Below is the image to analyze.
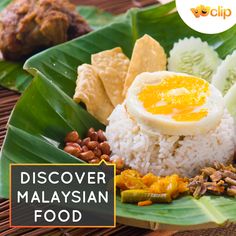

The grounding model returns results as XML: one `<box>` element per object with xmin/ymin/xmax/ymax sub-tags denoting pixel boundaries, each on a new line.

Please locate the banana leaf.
<box><xmin>0</xmin><ymin>0</ymin><xmax>11</xmax><ymax>10</ymax></box>
<box><xmin>0</xmin><ymin>4</ymin><xmax>116</xmax><ymax>93</ymax></box>
<box><xmin>2</xmin><ymin>1</ymin><xmax>236</xmax><ymax>229</ymax></box>
<box><xmin>77</xmin><ymin>5</ymin><xmax>118</xmax><ymax>30</ymax></box>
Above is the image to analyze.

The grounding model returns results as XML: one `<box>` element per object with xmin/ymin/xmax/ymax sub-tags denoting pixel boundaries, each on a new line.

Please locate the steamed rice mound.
<box><xmin>106</xmin><ymin>104</ymin><xmax>235</xmax><ymax>177</ymax></box>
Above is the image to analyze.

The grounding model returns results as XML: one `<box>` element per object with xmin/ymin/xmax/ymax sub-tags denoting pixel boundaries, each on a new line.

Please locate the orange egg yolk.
<box><xmin>138</xmin><ymin>76</ymin><xmax>209</xmax><ymax>122</ymax></box>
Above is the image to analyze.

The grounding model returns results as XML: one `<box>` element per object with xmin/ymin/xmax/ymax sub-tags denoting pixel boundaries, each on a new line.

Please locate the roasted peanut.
<box><xmin>76</xmin><ymin>139</ymin><xmax>83</xmax><ymax>146</ymax></box>
<box><xmin>87</xmin><ymin>128</ymin><xmax>98</xmax><ymax>141</ymax></box>
<box><xmin>83</xmin><ymin>137</ymin><xmax>90</xmax><ymax>146</ymax></box>
<box><xmin>74</xmin><ymin>147</ymin><xmax>82</xmax><ymax>157</ymax></box>
<box><xmin>97</xmin><ymin>129</ymin><xmax>107</xmax><ymax>142</ymax></box>
<box><xmin>87</xmin><ymin>128</ymin><xmax>95</xmax><ymax>137</ymax></box>
<box><xmin>90</xmin><ymin>132</ymin><xmax>98</xmax><ymax>141</ymax></box>
<box><xmin>79</xmin><ymin>151</ymin><xmax>95</xmax><ymax>161</ymax></box>
<box><xmin>100</xmin><ymin>154</ymin><xmax>110</xmax><ymax>162</ymax></box>
<box><xmin>113</xmin><ymin>158</ymin><xmax>125</xmax><ymax>169</ymax></box>
<box><xmin>82</xmin><ymin>145</ymin><xmax>89</xmax><ymax>152</ymax></box>
<box><xmin>65</xmin><ymin>131</ymin><xmax>79</xmax><ymax>142</ymax></box>
<box><xmin>63</xmin><ymin>128</ymin><xmax>112</xmax><ymax>164</ymax></box>
<box><xmin>100</xmin><ymin>142</ymin><xmax>111</xmax><ymax>155</ymax></box>
<box><xmin>87</xmin><ymin>141</ymin><xmax>99</xmax><ymax>150</ymax></box>
<box><xmin>89</xmin><ymin>158</ymin><xmax>100</xmax><ymax>164</ymax></box>
<box><xmin>94</xmin><ymin>147</ymin><xmax>102</xmax><ymax>157</ymax></box>
<box><xmin>64</xmin><ymin>146</ymin><xmax>77</xmax><ymax>155</ymax></box>
<box><xmin>66</xmin><ymin>142</ymin><xmax>80</xmax><ymax>148</ymax></box>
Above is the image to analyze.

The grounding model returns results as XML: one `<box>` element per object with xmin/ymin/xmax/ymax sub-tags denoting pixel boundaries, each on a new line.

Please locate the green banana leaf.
<box><xmin>0</xmin><ymin>4</ymin><xmax>116</xmax><ymax>93</ymax></box>
<box><xmin>2</xmin><ymin>1</ymin><xmax>236</xmax><ymax>229</ymax></box>
<box><xmin>0</xmin><ymin>0</ymin><xmax>11</xmax><ymax>10</ymax></box>
<box><xmin>77</xmin><ymin>5</ymin><xmax>118</xmax><ymax>30</ymax></box>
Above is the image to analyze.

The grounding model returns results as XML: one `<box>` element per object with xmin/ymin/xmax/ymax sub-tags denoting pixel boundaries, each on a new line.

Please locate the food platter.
<box><xmin>1</xmin><ymin>1</ymin><xmax>236</xmax><ymax>230</ymax></box>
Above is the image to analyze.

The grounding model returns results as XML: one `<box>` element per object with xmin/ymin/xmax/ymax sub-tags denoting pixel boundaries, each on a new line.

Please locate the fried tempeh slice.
<box><xmin>92</xmin><ymin>47</ymin><xmax>130</xmax><ymax>107</ymax></box>
<box><xmin>123</xmin><ymin>34</ymin><xmax>167</xmax><ymax>95</ymax></box>
<box><xmin>73</xmin><ymin>64</ymin><xmax>114</xmax><ymax>125</ymax></box>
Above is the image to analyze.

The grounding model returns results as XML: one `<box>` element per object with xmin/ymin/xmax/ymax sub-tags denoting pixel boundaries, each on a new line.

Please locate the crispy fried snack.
<box><xmin>123</xmin><ymin>34</ymin><xmax>167</xmax><ymax>95</ymax></box>
<box><xmin>73</xmin><ymin>64</ymin><xmax>114</xmax><ymax>125</ymax></box>
<box><xmin>92</xmin><ymin>47</ymin><xmax>130</xmax><ymax>106</ymax></box>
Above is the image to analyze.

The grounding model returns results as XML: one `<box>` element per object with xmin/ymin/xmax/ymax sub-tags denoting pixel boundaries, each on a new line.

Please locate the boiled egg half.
<box><xmin>126</xmin><ymin>71</ymin><xmax>224</xmax><ymax>136</ymax></box>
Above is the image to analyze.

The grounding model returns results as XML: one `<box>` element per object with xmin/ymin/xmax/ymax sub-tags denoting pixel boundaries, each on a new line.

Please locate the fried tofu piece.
<box><xmin>92</xmin><ymin>47</ymin><xmax>130</xmax><ymax>106</ymax></box>
<box><xmin>73</xmin><ymin>64</ymin><xmax>114</xmax><ymax>125</ymax></box>
<box><xmin>123</xmin><ymin>34</ymin><xmax>166</xmax><ymax>95</ymax></box>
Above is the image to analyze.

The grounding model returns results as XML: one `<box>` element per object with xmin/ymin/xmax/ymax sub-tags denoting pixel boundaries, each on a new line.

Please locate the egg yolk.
<box><xmin>138</xmin><ymin>75</ymin><xmax>209</xmax><ymax>122</ymax></box>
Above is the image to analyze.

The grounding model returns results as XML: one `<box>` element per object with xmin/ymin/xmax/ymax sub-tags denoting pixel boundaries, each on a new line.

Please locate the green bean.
<box><xmin>121</xmin><ymin>189</ymin><xmax>172</xmax><ymax>203</ymax></box>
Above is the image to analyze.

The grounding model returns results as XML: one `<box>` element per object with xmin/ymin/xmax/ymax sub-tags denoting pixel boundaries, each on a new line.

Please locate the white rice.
<box><xmin>105</xmin><ymin>104</ymin><xmax>236</xmax><ymax>177</ymax></box>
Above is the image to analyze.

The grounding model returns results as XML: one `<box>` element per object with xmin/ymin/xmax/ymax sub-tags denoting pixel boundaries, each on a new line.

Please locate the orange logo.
<box><xmin>191</xmin><ymin>5</ymin><xmax>231</xmax><ymax>19</ymax></box>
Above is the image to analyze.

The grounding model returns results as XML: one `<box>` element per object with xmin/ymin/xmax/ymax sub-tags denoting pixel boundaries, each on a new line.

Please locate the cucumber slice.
<box><xmin>168</xmin><ymin>37</ymin><xmax>221</xmax><ymax>82</ymax></box>
<box><xmin>212</xmin><ymin>51</ymin><xmax>236</xmax><ymax>95</ymax></box>
<box><xmin>224</xmin><ymin>82</ymin><xmax>236</xmax><ymax>119</ymax></box>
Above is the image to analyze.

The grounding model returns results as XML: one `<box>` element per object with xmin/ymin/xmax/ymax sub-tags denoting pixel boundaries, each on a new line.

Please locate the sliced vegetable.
<box><xmin>121</xmin><ymin>189</ymin><xmax>172</xmax><ymax>203</ymax></box>
<box><xmin>138</xmin><ymin>200</ymin><xmax>153</xmax><ymax>206</ymax></box>
<box><xmin>149</xmin><ymin>174</ymin><xmax>189</xmax><ymax>197</ymax></box>
<box><xmin>224</xmin><ymin>82</ymin><xmax>236</xmax><ymax>119</ymax></box>
<box><xmin>116</xmin><ymin>170</ymin><xmax>188</xmax><ymax>205</ymax></box>
<box><xmin>117</xmin><ymin>170</ymin><xmax>157</xmax><ymax>190</ymax></box>
<box><xmin>168</xmin><ymin>37</ymin><xmax>221</xmax><ymax>82</ymax></box>
<box><xmin>212</xmin><ymin>51</ymin><xmax>236</xmax><ymax>95</ymax></box>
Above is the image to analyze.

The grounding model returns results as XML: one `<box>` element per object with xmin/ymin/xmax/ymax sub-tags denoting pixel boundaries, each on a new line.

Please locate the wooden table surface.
<box><xmin>1</xmin><ymin>0</ymin><xmax>236</xmax><ymax>235</ymax></box>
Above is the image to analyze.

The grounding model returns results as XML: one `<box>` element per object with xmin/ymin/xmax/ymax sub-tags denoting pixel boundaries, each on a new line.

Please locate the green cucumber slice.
<box><xmin>224</xmin><ymin>82</ymin><xmax>236</xmax><ymax>119</ymax></box>
<box><xmin>212</xmin><ymin>51</ymin><xmax>236</xmax><ymax>95</ymax></box>
<box><xmin>168</xmin><ymin>37</ymin><xmax>221</xmax><ymax>82</ymax></box>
